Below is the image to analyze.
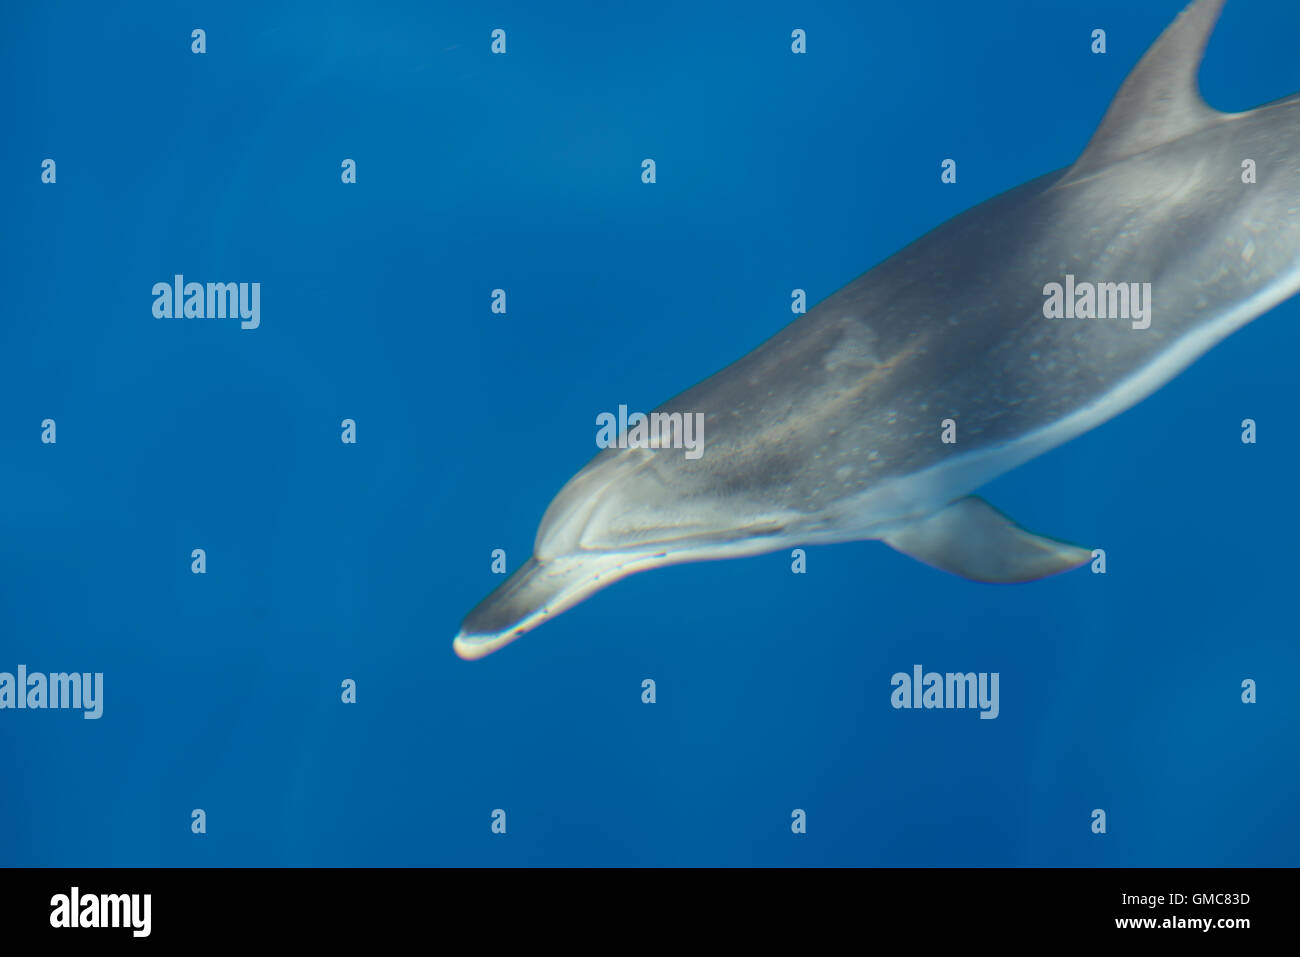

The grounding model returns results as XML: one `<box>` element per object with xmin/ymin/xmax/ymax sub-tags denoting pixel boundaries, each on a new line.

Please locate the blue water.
<box><xmin>2</xmin><ymin>0</ymin><xmax>1297</xmax><ymax>866</ymax></box>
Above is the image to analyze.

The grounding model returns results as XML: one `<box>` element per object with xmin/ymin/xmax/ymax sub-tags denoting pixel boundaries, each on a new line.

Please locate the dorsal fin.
<box><xmin>1067</xmin><ymin>0</ymin><xmax>1227</xmax><ymax>178</ymax></box>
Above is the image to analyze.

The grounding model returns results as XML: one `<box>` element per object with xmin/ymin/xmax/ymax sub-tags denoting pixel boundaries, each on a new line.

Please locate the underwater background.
<box><xmin>2</xmin><ymin>0</ymin><xmax>1298</xmax><ymax>866</ymax></box>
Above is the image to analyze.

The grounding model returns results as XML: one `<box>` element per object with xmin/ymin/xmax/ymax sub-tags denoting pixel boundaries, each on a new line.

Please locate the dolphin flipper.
<box><xmin>882</xmin><ymin>497</ymin><xmax>1091</xmax><ymax>583</ymax></box>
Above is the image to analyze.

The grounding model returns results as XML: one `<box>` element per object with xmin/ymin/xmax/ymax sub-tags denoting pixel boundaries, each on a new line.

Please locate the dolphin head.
<box><xmin>452</xmin><ymin>450</ymin><xmax>669</xmax><ymax>661</ymax></box>
<box><xmin>453</xmin><ymin>445</ymin><xmax>792</xmax><ymax>659</ymax></box>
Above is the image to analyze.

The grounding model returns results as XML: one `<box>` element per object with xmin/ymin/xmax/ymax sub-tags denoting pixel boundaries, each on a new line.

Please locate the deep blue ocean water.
<box><xmin>2</xmin><ymin>0</ymin><xmax>1298</xmax><ymax>866</ymax></box>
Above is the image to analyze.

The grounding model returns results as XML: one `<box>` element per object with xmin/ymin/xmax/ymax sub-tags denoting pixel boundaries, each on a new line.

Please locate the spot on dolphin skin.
<box><xmin>822</xmin><ymin>318</ymin><xmax>880</xmax><ymax>375</ymax></box>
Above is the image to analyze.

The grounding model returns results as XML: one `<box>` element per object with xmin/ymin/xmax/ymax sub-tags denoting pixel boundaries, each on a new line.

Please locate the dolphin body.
<box><xmin>454</xmin><ymin>0</ymin><xmax>1300</xmax><ymax>660</ymax></box>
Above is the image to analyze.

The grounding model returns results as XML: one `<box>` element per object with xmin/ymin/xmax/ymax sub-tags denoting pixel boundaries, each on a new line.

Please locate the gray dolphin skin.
<box><xmin>454</xmin><ymin>0</ymin><xmax>1300</xmax><ymax>660</ymax></box>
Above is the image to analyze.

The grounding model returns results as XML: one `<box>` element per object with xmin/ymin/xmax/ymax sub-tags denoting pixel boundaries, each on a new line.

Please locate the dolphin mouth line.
<box><xmin>452</xmin><ymin>524</ymin><xmax>802</xmax><ymax>660</ymax></box>
<box><xmin>452</xmin><ymin>552</ymin><xmax>661</xmax><ymax>660</ymax></box>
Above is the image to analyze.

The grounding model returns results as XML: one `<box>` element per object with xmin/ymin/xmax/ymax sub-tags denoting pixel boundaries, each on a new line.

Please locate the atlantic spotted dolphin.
<box><xmin>454</xmin><ymin>0</ymin><xmax>1300</xmax><ymax>659</ymax></box>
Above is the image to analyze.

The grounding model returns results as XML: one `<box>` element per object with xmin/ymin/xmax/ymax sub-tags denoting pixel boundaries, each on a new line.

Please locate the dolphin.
<box><xmin>454</xmin><ymin>0</ymin><xmax>1300</xmax><ymax>660</ymax></box>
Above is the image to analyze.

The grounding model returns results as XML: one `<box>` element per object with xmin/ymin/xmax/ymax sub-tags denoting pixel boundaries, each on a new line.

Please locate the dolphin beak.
<box><xmin>452</xmin><ymin>554</ymin><xmax>633</xmax><ymax>660</ymax></box>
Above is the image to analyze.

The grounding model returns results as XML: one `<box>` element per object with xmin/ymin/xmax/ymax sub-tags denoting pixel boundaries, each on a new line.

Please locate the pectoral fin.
<box><xmin>883</xmin><ymin>496</ymin><xmax>1091</xmax><ymax>583</ymax></box>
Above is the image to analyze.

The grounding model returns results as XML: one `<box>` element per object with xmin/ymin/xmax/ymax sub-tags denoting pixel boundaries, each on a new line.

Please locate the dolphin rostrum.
<box><xmin>454</xmin><ymin>0</ymin><xmax>1299</xmax><ymax>659</ymax></box>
